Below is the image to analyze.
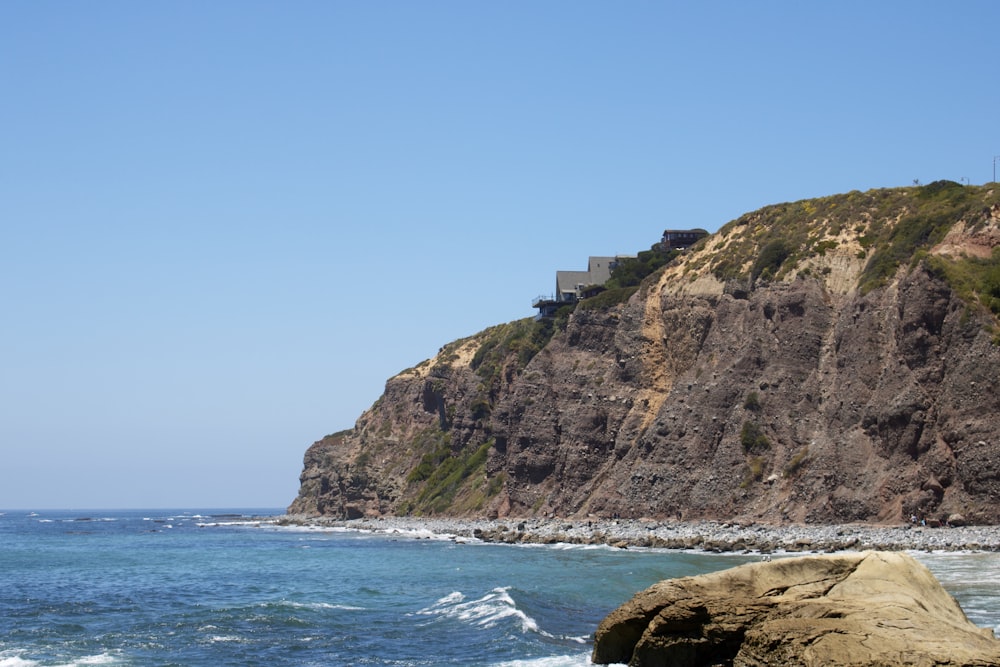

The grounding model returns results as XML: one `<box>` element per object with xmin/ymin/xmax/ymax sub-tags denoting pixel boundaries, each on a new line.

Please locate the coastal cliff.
<box><xmin>289</xmin><ymin>181</ymin><xmax>1000</xmax><ymax>525</ymax></box>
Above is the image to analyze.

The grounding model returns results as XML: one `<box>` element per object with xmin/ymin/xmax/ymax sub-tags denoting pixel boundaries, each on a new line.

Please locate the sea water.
<box><xmin>1</xmin><ymin>509</ymin><xmax>998</xmax><ymax>667</ymax></box>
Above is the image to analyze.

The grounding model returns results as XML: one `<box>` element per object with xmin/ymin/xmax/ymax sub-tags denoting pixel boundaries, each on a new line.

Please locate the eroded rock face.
<box><xmin>288</xmin><ymin>187</ymin><xmax>1000</xmax><ymax>524</ymax></box>
<box><xmin>486</xmin><ymin>267</ymin><xmax>1000</xmax><ymax>524</ymax></box>
<box><xmin>592</xmin><ymin>551</ymin><xmax>1000</xmax><ymax>667</ymax></box>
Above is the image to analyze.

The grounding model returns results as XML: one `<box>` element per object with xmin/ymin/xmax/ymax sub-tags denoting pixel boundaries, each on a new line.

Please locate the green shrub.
<box><xmin>470</xmin><ymin>398</ymin><xmax>491</xmax><ymax>420</ymax></box>
<box><xmin>740</xmin><ymin>421</ymin><xmax>771</xmax><ymax>454</ymax></box>
<box><xmin>701</xmin><ymin>185</ymin><xmax>1000</xmax><ymax>289</ymax></box>
<box><xmin>553</xmin><ymin>304</ymin><xmax>575</xmax><ymax>332</ymax></box>
<box><xmin>812</xmin><ymin>239</ymin><xmax>839</xmax><ymax>256</ymax></box>
<box><xmin>577</xmin><ymin>286</ymin><xmax>639</xmax><ymax>311</ymax></box>
<box><xmin>743</xmin><ymin>391</ymin><xmax>762</xmax><ymax>412</ymax></box>
<box><xmin>486</xmin><ymin>472</ymin><xmax>505</xmax><ymax>497</ymax></box>
<box><xmin>859</xmin><ymin>181</ymin><xmax>980</xmax><ymax>294</ymax></box>
<box><xmin>606</xmin><ymin>246</ymin><xmax>680</xmax><ymax>289</ymax></box>
<box><xmin>414</xmin><ymin>441</ymin><xmax>493</xmax><ymax>514</ymax></box>
<box><xmin>471</xmin><ymin>319</ymin><xmax>554</xmax><ymax>392</ymax></box>
<box><xmin>408</xmin><ymin>445</ymin><xmax>448</xmax><ymax>483</ymax></box>
<box><xmin>784</xmin><ymin>447</ymin><xmax>810</xmax><ymax>477</ymax></box>
<box><xmin>926</xmin><ymin>248</ymin><xmax>1000</xmax><ymax>318</ymax></box>
<box><xmin>406</xmin><ymin>429</ymin><xmax>452</xmax><ymax>483</ymax></box>
<box><xmin>751</xmin><ymin>240</ymin><xmax>792</xmax><ymax>281</ymax></box>
<box><xmin>740</xmin><ymin>456</ymin><xmax>767</xmax><ymax>488</ymax></box>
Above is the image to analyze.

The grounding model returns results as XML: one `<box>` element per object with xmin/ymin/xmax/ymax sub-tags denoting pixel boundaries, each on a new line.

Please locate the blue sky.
<box><xmin>2</xmin><ymin>2</ymin><xmax>998</xmax><ymax>509</ymax></box>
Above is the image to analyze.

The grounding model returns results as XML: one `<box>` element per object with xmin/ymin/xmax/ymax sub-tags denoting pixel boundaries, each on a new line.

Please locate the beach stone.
<box><xmin>592</xmin><ymin>551</ymin><xmax>1000</xmax><ymax>666</ymax></box>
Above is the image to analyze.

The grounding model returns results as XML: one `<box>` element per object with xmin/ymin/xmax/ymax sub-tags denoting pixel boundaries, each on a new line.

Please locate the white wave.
<box><xmin>365</xmin><ymin>526</ymin><xmax>463</xmax><ymax>542</ymax></box>
<box><xmin>279</xmin><ymin>600</ymin><xmax>365</xmax><ymax>611</ymax></box>
<box><xmin>415</xmin><ymin>587</ymin><xmax>551</xmax><ymax>636</ymax></box>
<box><xmin>59</xmin><ymin>655</ymin><xmax>119</xmax><ymax>666</ymax></box>
<box><xmin>0</xmin><ymin>655</ymin><xmax>38</xmax><ymax>667</ymax></box>
<box><xmin>271</xmin><ymin>525</ymin><xmax>356</xmax><ymax>534</ymax></box>
<box><xmin>195</xmin><ymin>520</ymin><xmax>269</xmax><ymax>528</ymax></box>
<box><xmin>0</xmin><ymin>652</ymin><xmax>121</xmax><ymax>667</ymax></box>
<box><xmin>271</xmin><ymin>522</ymin><xmax>466</xmax><ymax>541</ymax></box>
<box><xmin>518</xmin><ymin>542</ymin><xmax>615</xmax><ymax>552</ymax></box>
<box><xmin>491</xmin><ymin>653</ymin><xmax>605</xmax><ymax>667</ymax></box>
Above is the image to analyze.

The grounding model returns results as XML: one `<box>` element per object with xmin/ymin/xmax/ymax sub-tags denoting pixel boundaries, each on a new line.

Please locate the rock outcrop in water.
<box><xmin>591</xmin><ymin>551</ymin><xmax>1000</xmax><ymax>666</ymax></box>
<box><xmin>289</xmin><ymin>182</ymin><xmax>1000</xmax><ymax>525</ymax></box>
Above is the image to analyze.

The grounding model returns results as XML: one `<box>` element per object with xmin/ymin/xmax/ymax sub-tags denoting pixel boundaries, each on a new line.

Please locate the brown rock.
<box><xmin>288</xmin><ymin>185</ymin><xmax>1000</xmax><ymax>526</ymax></box>
<box><xmin>592</xmin><ymin>551</ymin><xmax>1000</xmax><ymax>666</ymax></box>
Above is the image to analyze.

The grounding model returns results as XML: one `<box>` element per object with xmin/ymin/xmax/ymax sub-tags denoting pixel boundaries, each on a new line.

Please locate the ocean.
<box><xmin>2</xmin><ymin>509</ymin><xmax>998</xmax><ymax>667</ymax></box>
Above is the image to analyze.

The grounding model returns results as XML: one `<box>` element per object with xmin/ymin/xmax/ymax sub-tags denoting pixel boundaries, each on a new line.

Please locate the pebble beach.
<box><xmin>277</xmin><ymin>515</ymin><xmax>1000</xmax><ymax>553</ymax></box>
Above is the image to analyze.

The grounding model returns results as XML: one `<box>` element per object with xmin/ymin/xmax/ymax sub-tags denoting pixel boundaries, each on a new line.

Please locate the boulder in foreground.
<box><xmin>592</xmin><ymin>551</ymin><xmax>1000</xmax><ymax>666</ymax></box>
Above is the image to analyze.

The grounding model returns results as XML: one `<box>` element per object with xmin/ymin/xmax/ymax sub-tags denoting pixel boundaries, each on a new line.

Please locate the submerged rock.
<box><xmin>592</xmin><ymin>551</ymin><xmax>1000</xmax><ymax>666</ymax></box>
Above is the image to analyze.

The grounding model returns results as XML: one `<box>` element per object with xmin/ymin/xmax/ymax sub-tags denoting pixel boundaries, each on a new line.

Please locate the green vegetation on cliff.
<box><xmin>926</xmin><ymin>244</ymin><xmax>1000</xmax><ymax>319</ymax></box>
<box><xmin>702</xmin><ymin>182</ymin><xmax>1000</xmax><ymax>314</ymax></box>
<box><xmin>394</xmin><ymin>319</ymin><xmax>557</xmax><ymax>517</ymax></box>
<box><xmin>576</xmin><ymin>286</ymin><xmax>639</xmax><ymax>311</ymax></box>
<box><xmin>470</xmin><ymin>318</ymin><xmax>557</xmax><ymax>394</ymax></box>
<box><xmin>400</xmin><ymin>428</ymin><xmax>497</xmax><ymax>515</ymax></box>
<box><xmin>606</xmin><ymin>246</ymin><xmax>681</xmax><ymax>289</ymax></box>
<box><xmin>418</xmin><ymin>441</ymin><xmax>492</xmax><ymax>511</ymax></box>
<box><xmin>576</xmin><ymin>244</ymin><xmax>681</xmax><ymax>311</ymax></box>
<box><xmin>858</xmin><ymin>180</ymin><xmax>988</xmax><ymax>294</ymax></box>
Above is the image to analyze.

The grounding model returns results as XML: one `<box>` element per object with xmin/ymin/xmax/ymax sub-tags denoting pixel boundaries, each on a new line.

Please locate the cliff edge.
<box><xmin>290</xmin><ymin>181</ymin><xmax>1000</xmax><ymax>525</ymax></box>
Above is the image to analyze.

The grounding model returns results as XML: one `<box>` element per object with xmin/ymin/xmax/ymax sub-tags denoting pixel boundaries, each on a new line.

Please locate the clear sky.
<box><xmin>2</xmin><ymin>2</ymin><xmax>997</xmax><ymax>510</ymax></box>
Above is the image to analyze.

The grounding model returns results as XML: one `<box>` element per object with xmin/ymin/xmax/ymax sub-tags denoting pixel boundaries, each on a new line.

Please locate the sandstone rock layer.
<box><xmin>592</xmin><ymin>551</ymin><xmax>1000</xmax><ymax>667</ymax></box>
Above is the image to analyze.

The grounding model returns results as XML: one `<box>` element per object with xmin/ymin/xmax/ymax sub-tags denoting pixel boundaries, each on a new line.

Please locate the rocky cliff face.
<box><xmin>289</xmin><ymin>182</ymin><xmax>1000</xmax><ymax>525</ymax></box>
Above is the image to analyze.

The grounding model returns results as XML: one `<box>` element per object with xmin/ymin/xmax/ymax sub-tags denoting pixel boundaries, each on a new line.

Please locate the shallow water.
<box><xmin>1</xmin><ymin>509</ymin><xmax>996</xmax><ymax>666</ymax></box>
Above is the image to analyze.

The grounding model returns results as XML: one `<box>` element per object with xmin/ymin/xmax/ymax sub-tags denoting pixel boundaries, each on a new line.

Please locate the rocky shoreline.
<box><xmin>276</xmin><ymin>515</ymin><xmax>1000</xmax><ymax>553</ymax></box>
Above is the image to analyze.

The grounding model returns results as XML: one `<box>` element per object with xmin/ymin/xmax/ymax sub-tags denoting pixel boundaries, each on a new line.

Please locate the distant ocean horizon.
<box><xmin>2</xmin><ymin>508</ymin><xmax>998</xmax><ymax>667</ymax></box>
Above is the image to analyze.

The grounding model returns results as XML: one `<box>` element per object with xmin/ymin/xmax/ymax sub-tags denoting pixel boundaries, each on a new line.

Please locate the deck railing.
<box><xmin>532</xmin><ymin>294</ymin><xmax>556</xmax><ymax>308</ymax></box>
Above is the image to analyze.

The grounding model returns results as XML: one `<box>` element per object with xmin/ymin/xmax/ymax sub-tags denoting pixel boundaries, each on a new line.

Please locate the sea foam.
<box><xmin>0</xmin><ymin>652</ymin><xmax>120</xmax><ymax>667</ymax></box>
<box><xmin>416</xmin><ymin>587</ymin><xmax>548</xmax><ymax>635</ymax></box>
<box><xmin>490</xmin><ymin>654</ymin><xmax>599</xmax><ymax>667</ymax></box>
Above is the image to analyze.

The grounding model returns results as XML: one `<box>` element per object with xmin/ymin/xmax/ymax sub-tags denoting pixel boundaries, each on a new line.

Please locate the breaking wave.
<box><xmin>415</xmin><ymin>587</ymin><xmax>553</xmax><ymax>637</ymax></box>
<box><xmin>0</xmin><ymin>651</ymin><xmax>120</xmax><ymax>667</ymax></box>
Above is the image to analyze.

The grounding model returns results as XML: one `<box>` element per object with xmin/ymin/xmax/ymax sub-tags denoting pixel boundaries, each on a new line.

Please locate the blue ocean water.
<box><xmin>1</xmin><ymin>509</ymin><xmax>998</xmax><ymax>667</ymax></box>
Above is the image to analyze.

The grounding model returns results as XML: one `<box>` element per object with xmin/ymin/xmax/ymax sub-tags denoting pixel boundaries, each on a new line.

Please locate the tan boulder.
<box><xmin>592</xmin><ymin>551</ymin><xmax>1000</xmax><ymax>666</ymax></box>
